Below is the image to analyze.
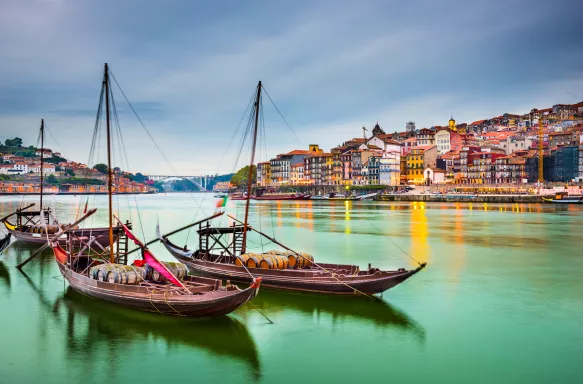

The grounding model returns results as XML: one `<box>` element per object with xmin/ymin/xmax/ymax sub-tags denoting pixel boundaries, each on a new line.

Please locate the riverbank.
<box><xmin>376</xmin><ymin>193</ymin><xmax>544</xmax><ymax>203</ymax></box>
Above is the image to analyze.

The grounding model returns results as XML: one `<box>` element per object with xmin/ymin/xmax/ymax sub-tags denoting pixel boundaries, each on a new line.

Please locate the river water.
<box><xmin>0</xmin><ymin>194</ymin><xmax>582</xmax><ymax>383</ymax></box>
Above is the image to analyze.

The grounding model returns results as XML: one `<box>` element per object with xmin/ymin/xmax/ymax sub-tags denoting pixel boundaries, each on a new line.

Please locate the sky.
<box><xmin>0</xmin><ymin>0</ymin><xmax>582</xmax><ymax>175</ymax></box>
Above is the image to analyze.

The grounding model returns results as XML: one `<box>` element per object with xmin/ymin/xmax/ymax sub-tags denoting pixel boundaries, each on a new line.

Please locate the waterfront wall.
<box><xmin>377</xmin><ymin>194</ymin><xmax>543</xmax><ymax>203</ymax></box>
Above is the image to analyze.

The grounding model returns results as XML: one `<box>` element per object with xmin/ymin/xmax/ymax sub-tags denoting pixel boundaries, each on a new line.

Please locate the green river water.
<box><xmin>0</xmin><ymin>194</ymin><xmax>582</xmax><ymax>383</ymax></box>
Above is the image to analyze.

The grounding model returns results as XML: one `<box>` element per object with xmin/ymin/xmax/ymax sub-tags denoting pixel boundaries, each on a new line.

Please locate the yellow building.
<box><xmin>406</xmin><ymin>145</ymin><xmax>437</xmax><ymax>183</ymax></box>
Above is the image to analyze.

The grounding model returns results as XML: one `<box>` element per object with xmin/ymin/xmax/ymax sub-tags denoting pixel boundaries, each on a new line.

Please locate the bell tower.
<box><xmin>449</xmin><ymin>116</ymin><xmax>456</xmax><ymax>131</ymax></box>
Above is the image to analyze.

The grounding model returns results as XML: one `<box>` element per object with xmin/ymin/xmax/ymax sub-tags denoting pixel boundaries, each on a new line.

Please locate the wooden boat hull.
<box><xmin>164</xmin><ymin>244</ymin><xmax>425</xmax><ymax>295</ymax></box>
<box><xmin>5</xmin><ymin>222</ymin><xmax>119</xmax><ymax>247</ymax></box>
<box><xmin>57</xmin><ymin>262</ymin><xmax>259</xmax><ymax>317</ymax></box>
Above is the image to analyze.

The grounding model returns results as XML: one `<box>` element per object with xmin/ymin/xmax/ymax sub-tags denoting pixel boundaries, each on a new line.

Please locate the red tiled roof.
<box><xmin>285</xmin><ymin>150</ymin><xmax>312</xmax><ymax>155</ymax></box>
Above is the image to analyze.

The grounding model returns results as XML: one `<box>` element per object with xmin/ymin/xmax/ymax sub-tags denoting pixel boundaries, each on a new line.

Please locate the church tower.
<box><xmin>372</xmin><ymin>122</ymin><xmax>385</xmax><ymax>136</ymax></box>
<box><xmin>449</xmin><ymin>116</ymin><xmax>456</xmax><ymax>131</ymax></box>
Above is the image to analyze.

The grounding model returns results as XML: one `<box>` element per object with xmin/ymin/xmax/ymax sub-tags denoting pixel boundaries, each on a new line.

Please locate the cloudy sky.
<box><xmin>1</xmin><ymin>0</ymin><xmax>582</xmax><ymax>175</ymax></box>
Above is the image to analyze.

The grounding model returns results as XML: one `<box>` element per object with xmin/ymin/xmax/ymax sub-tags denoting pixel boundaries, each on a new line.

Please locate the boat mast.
<box><xmin>39</xmin><ymin>119</ymin><xmax>44</xmax><ymax>211</ymax></box>
<box><xmin>104</xmin><ymin>63</ymin><xmax>115</xmax><ymax>263</ymax></box>
<box><xmin>241</xmin><ymin>81</ymin><xmax>261</xmax><ymax>254</ymax></box>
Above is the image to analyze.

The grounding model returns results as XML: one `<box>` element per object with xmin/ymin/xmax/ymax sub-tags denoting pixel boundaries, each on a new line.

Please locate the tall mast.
<box><xmin>104</xmin><ymin>63</ymin><xmax>115</xmax><ymax>263</ymax></box>
<box><xmin>241</xmin><ymin>81</ymin><xmax>261</xmax><ymax>254</ymax></box>
<box><xmin>39</xmin><ymin>119</ymin><xmax>44</xmax><ymax>210</ymax></box>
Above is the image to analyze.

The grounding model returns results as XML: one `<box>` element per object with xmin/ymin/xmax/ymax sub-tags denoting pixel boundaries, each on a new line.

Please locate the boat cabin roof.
<box><xmin>197</xmin><ymin>225</ymin><xmax>250</xmax><ymax>235</ymax></box>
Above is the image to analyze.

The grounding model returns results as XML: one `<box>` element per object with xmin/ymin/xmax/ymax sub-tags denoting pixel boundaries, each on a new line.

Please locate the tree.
<box><xmin>133</xmin><ymin>172</ymin><xmax>146</xmax><ymax>182</ymax></box>
<box><xmin>93</xmin><ymin>163</ymin><xmax>108</xmax><ymax>174</ymax></box>
<box><xmin>230</xmin><ymin>166</ymin><xmax>256</xmax><ymax>187</ymax></box>
<box><xmin>5</xmin><ymin>137</ymin><xmax>23</xmax><ymax>147</ymax></box>
<box><xmin>46</xmin><ymin>174</ymin><xmax>58</xmax><ymax>184</ymax></box>
<box><xmin>65</xmin><ymin>169</ymin><xmax>75</xmax><ymax>177</ymax></box>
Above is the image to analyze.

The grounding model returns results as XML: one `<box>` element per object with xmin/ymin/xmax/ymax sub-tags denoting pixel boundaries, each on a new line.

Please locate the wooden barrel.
<box><xmin>146</xmin><ymin>261</ymin><xmax>188</xmax><ymax>283</ymax></box>
<box><xmin>244</xmin><ymin>254</ymin><xmax>262</xmax><ymax>269</ymax></box>
<box><xmin>259</xmin><ymin>254</ymin><xmax>289</xmax><ymax>270</ymax></box>
<box><xmin>288</xmin><ymin>252</ymin><xmax>314</xmax><ymax>269</ymax></box>
<box><xmin>236</xmin><ymin>253</ymin><xmax>259</xmax><ymax>267</ymax></box>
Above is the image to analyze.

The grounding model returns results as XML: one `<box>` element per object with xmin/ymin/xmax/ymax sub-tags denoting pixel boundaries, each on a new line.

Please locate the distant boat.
<box><xmin>542</xmin><ymin>192</ymin><xmax>583</xmax><ymax>204</ymax></box>
<box><xmin>213</xmin><ymin>192</ymin><xmax>228</xmax><ymax>198</ymax></box>
<box><xmin>253</xmin><ymin>191</ymin><xmax>311</xmax><ymax>200</ymax></box>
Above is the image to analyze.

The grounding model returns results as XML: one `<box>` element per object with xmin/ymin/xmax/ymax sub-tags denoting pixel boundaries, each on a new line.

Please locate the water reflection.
<box><xmin>20</xmin><ymin>271</ymin><xmax>262</xmax><ymax>381</ymax></box>
<box><xmin>241</xmin><ymin>290</ymin><xmax>425</xmax><ymax>342</ymax></box>
<box><xmin>0</xmin><ymin>261</ymin><xmax>10</xmax><ymax>289</ymax></box>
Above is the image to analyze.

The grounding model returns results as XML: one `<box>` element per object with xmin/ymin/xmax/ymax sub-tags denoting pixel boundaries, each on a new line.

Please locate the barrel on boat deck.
<box><xmin>146</xmin><ymin>261</ymin><xmax>187</xmax><ymax>283</ymax></box>
<box><xmin>259</xmin><ymin>254</ymin><xmax>289</xmax><ymax>270</ymax></box>
<box><xmin>236</xmin><ymin>253</ymin><xmax>257</xmax><ymax>267</ymax></box>
<box><xmin>106</xmin><ymin>265</ymin><xmax>146</xmax><ymax>285</ymax></box>
<box><xmin>243</xmin><ymin>254</ymin><xmax>262</xmax><ymax>269</ymax></box>
<box><xmin>288</xmin><ymin>252</ymin><xmax>314</xmax><ymax>269</ymax></box>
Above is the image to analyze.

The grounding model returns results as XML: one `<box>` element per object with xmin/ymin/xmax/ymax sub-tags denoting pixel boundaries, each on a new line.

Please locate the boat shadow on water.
<box><xmin>241</xmin><ymin>290</ymin><xmax>426</xmax><ymax>342</ymax></box>
<box><xmin>0</xmin><ymin>261</ymin><xmax>10</xmax><ymax>289</ymax></box>
<box><xmin>20</xmin><ymin>271</ymin><xmax>262</xmax><ymax>381</ymax></box>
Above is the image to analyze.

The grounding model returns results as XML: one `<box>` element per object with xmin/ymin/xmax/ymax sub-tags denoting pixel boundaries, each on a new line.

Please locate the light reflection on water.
<box><xmin>1</xmin><ymin>194</ymin><xmax>582</xmax><ymax>383</ymax></box>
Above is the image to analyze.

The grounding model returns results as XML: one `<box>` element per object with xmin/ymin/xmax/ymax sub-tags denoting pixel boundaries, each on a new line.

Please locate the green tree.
<box><xmin>46</xmin><ymin>174</ymin><xmax>58</xmax><ymax>184</ymax></box>
<box><xmin>93</xmin><ymin>163</ymin><xmax>108</xmax><ymax>174</ymax></box>
<box><xmin>230</xmin><ymin>165</ymin><xmax>256</xmax><ymax>187</ymax></box>
<box><xmin>65</xmin><ymin>169</ymin><xmax>75</xmax><ymax>177</ymax></box>
<box><xmin>133</xmin><ymin>172</ymin><xmax>146</xmax><ymax>182</ymax></box>
<box><xmin>5</xmin><ymin>137</ymin><xmax>23</xmax><ymax>147</ymax></box>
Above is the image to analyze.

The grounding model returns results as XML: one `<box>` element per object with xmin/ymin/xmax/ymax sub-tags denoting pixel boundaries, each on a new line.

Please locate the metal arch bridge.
<box><xmin>148</xmin><ymin>175</ymin><xmax>209</xmax><ymax>191</ymax></box>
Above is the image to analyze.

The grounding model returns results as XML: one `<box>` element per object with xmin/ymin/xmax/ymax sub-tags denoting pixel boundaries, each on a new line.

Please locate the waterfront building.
<box><xmin>290</xmin><ymin>163</ymin><xmax>305</xmax><ymax>185</ymax></box>
<box><xmin>406</xmin><ymin>145</ymin><xmax>437</xmax><ymax>183</ymax></box>
<box><xmin>361</xmin><ymin>160</ymin><xmax>369</xmax><ymax>185</ymax></box>
<box><xmin>467</xmin><ymin>152</ymin><xmax>506</xmax><ymax>184</ymax></box>
<box><xmin>494</xmin><ymin>156</ymin><xmax>527</xmax><ymax>184</ymax></box>
<box><xmin>423</xmin><ymin>167</ymin><xmax>446</xmax><ymax>184</ymax></box>
<box><xmin>379</xmin><ymin>151</ymin><xmax>400</xmax><ymax>186</ymax></box>
<box><xmin>340</xmin><ymin>150</ymin><xmax>352</xmax><ymax>184</ymax></box>
<box><xmin>330</xmin><ymin>147</ymin><xmax>344</xmax><ymax>185</ymax></box>
<box><xmin>270</xmin><ymin>149</ymin><xmax>312</xmax><ymax>185</ymax></box>
<box><xmin>304</xmin><ymin>151</ymin><xmax>331</xmax><ymax>185</ymax></box>
<box><xmin>367</xmin><ymin>155</ymin><xmax>380</xmax><ymax>185</ymax></box>
<box><xmin>256</xmin><ymin>161</ymin><xmax>271</xmax><ymax>187</ymax></box>
<box><xmin>548</xmin><ymin>146</ymin><xmax>579</xmax><ymax>182</ymax></box>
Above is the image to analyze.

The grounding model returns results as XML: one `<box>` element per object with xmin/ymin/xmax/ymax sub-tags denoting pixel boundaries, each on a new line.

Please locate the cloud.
<box><xmin>0</xmin><ymin>0</ymin><xmax>582</xmax><ymax>175</ymax></box>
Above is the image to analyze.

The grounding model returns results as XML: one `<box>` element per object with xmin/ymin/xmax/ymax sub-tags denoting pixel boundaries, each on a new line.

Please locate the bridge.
<box><xmin>147</xmin><ymin>175</ymin><xmax>209</xmax><ymax>191</ymax></box>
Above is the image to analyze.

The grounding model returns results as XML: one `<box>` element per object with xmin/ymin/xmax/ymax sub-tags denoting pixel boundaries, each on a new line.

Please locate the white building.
<box><xmin>12</xmin><ymin>162</ymin><xmax>28</xmax><ymax>173</ymax></box>
<box><xmin>0</xmin><ymin>164</ymin><xmax>12</xmax><ymax>174</ymax></box>
<box><xmin>365</xmin><ymin>135</ymin><xmax>401</xmax><ymax>153</ymax></box>
<box><xmin>435</xmin><ymin>129</ymin><xmax>451</xmax><ymax>154</ymax></box>
<box><xmin>423</xmin><ymin>167</ymin><xmax>446</xmax><ymax>184</ymax></box>
<box><xmin>499</xmin><ymin>136</ymin><xmax>533</xmax><ymax>155</ymax></box>
<box><xmin>379</xmin><ymin>152</ymin><xmax>400</xmax><ymax>186</ymax></box>
<box><xmin>2</xmin><ymin>154</ymin><xmax>14</xmax><ymax>163</ymax></box>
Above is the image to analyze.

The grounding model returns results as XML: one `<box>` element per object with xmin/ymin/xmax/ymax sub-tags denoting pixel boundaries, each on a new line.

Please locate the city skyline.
<box><xmin>1</xmin><ymin>0</ymin><xmax>582</xmax><ymax>174</ymax></box>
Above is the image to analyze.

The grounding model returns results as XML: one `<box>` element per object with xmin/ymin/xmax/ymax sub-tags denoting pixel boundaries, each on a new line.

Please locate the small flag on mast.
<box><xmin>216</xmin><ymin>196</ymin><xmax>227</xmax><ymax>208</ymax></box>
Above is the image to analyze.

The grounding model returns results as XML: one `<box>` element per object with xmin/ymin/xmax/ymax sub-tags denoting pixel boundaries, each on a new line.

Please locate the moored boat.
<box><xmin>45</xmin><ymin>63</ymin><xmax>261</xmax><ymax>317</ymax></box>
<box><xmin>542</xmin><ymin>192</ymin><xmax>583</xmax><ymax>204</ymax></box>
<box><xmin>253</xmin><ymin>192</ymin><xmax>311</xmax><ymax>200</ymax></box>
<box><xmin>161</xmin><ymin>81</ymin><xmax>426</xmax><ymax>296</ymax></box>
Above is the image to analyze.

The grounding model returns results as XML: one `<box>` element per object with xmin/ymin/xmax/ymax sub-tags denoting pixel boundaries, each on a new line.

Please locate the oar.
<box><xmin>16</xmin><ymin>209</ymin><xmax>98</xmax><ymax>270</ymax></box>
<box><xmin>0</xmin><ymin>203</ymin><xmax>36</xmax><ymax>223</ymax></box>
<box><xmin>125</xmin><ymin>211</ymin><xmax>225</xmax><ymax>258</ymax></box>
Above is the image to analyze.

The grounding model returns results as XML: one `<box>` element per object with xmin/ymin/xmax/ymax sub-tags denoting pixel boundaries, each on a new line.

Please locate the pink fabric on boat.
<box><xmin>143</xmin><ymin>248</ymin><xmax>186</xmax><ymax>289</ymax></box>
<box><xmin>118</xmin><ymin>220</ymin><xmax>188</xmax><ymax>290</ymax></box>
